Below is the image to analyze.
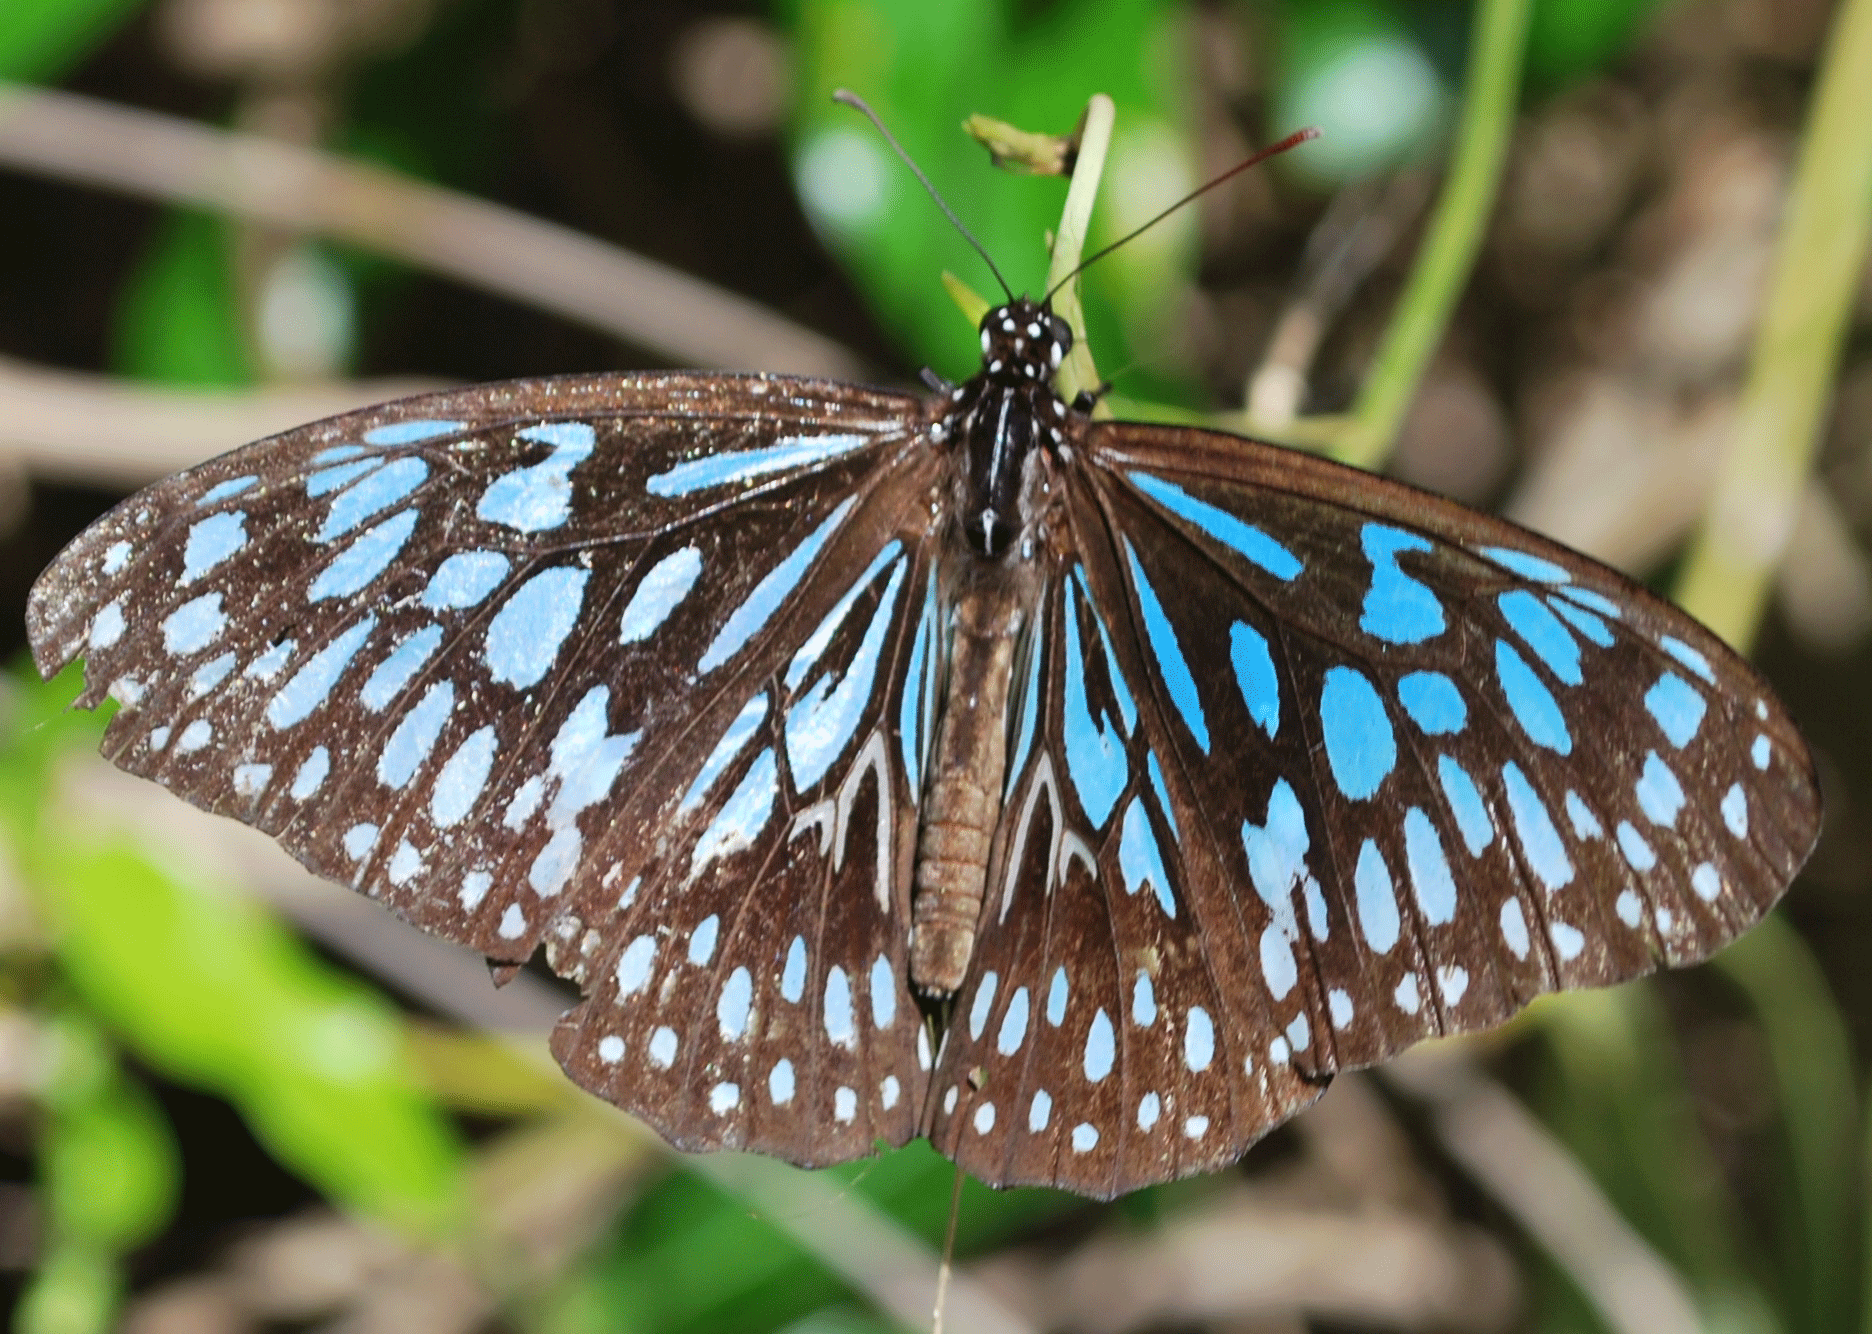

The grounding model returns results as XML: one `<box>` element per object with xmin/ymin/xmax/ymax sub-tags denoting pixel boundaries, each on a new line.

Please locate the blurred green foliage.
<box><xmin>0</xmin><ymin>0</ymin><xmax>143</xmax><ymax>83</ymax></box>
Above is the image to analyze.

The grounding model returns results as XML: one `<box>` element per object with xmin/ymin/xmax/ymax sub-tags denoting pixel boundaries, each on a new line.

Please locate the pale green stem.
<box><xmin>1044</xmin><ymin>93</ymin><xmax>1114</xmax><ymax>412</ymax></box>
<box><xmin>1673</xmin><ymin>0</ymin><xmax>1872</xmax><ymax>649</ymax></box>
<box><xmin>1332</xmin><ymin>0</ymin><xmax>1530</xmax><ymax>469</ymax></box>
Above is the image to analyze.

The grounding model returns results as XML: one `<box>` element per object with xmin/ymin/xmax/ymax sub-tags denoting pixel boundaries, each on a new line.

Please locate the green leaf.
<box><xmin>112</xmin><ymin>211</ymin><xmax>255</xmax><ymax>388</ymax></box>
<box><xmin>0</xmin><ymin>0</ymin><xmax>145</xmax><ymax>82</ymax></box>
<box><xmin>15</xmin><ymin>1243</ymin><xmax>119</xmax><ymax>1334</ymax></box>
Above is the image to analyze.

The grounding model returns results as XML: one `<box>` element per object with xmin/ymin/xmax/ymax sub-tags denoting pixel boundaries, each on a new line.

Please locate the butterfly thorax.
<box><xmin>943</xmin><ymin>298</ymin><xmax>1072</xmax><ymax>559</ymax></box>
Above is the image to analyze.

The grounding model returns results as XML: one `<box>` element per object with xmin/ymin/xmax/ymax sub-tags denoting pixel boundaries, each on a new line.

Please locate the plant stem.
<box><xmin>1045</xmin><ymin>94</ymin><xmax>1114</xmax><ymax>413</ymax></box>
<box><xmin>1672</xmin><ymin>0</ymin><xmax>1872</xmax><ymax>649</ymax></box>
<box><xmin>1332</xmin><ymin>0</ymin><xmax>1531</xmax><ymax>470</ymax></box>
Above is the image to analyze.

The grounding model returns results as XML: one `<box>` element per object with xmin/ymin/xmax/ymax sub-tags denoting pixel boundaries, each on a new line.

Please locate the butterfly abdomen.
<box><xmin>909</xmin><ymin>568</ymin><xmax>1035</xmax><ymax>995</ymax></box>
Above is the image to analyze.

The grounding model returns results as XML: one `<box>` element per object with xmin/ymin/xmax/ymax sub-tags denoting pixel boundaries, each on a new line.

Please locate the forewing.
<box><xmin>28</xmin><ymin>371</ymin><xmax>948</xmax><ymax>1166</ymax></box>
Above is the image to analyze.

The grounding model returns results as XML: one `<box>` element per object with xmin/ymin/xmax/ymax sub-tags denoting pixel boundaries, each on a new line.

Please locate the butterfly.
<box><xmin>25</xmin><ymin>269</ymin><xmax>1820</xmax><ymax>1201</ymax></box>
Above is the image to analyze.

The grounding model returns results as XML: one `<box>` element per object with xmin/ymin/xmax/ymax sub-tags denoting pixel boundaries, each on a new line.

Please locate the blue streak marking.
<box><xmin>1661</xmin><ymin>635</ymin><xmax>1716</xmax><ymax>684</ymax></box>
<box><xmin>377</xmin><ymin>680</ymin><xmax>454</xmax><ymax>789</ymax></box>
<box><xmin>785</xmin><ymin>542</ymin><xmax>901</xmax><ymax>691</ymax></box>
<box><xmin>1557</xmin><ymin>584</ymin><xmax>1623</xmax><ymax>618</ymax></box>
<box><xmin>1547</xmin><ymin>593</ymin><xmax>1613</xmax><ymax>646</ymax></box>
<box><xmin>484</xmin><ymin>567</ymin><xmax>590</xmax><ymax>688</ymax></box>
<box><xmin>1118</xmin><ymin>797</ymin><xmax>1176</xmax><ymax>919</ymax></box>
<box><xmin>1636</xmin><ymin>751</ymin><xmax>1685</xmax><ymax>826</ymax></box>
<box><xmin>423</xmin><ymin>551</ymin><xmax>510</xmax><ymax>610</ymax></box>
<box><xmin>267</xmin><ymin>616</ymin><xmax>374</xmax><ymax>727</ymax></box>
<box><xmin>363</xmin><ymin>418</ymin><xmax>462</xmax><ymax>445</ymax></box>
<box><xmin>1125</xmin><ymin>541</ymin><xmax>1208</xmax><ymax>750</ymax></box>
<box><xmin>306</xmin><ymin>457</ymin><xmax>382</xmax><ymax>497</ymax></box>
<box><xmin>309</xmin><ymin>510</ymin><xmax>419</xmax><ymax>602</ymax></box>
<box><xmin>1354</xmin><ymin>839</ymin><xmax>1400</xmax><ymax>953</ymax></box>
<box><xmin>1004</xmin><ymin>618</ymin><xmax>1044</xmax><ymax>799</ymax></box>
<box><xmin>1076</xmin><ymin>568</ymin><xmax>1136</xmax><ymax>734</ymax></box>
<box><xmin>1494</xmin><ymin>640</ymin><xmax>1572</xmax><ymax>754</ymax></box>
<box><xmin>786</xmin><ymin>557</ymin><xmax>906</xmax><ymax>790</ymax></box>
<box><xmin>1397</xmin><ymin>670</ymin><xmax>1466</xmax><ymax>735</ymax></box>
<box><xmin>1127</xmin><ymin>471</ymin><xmax>1302</xmax><ymax>579</ymax></box>
<box><xmin>1437</xmin><ymin>755</ymin><xmax>1494</xmax><ymax>855</ymax></box>
<box><xmin>1498</xmin><ymin>589</ymin><xmax>1582</xmax><ymax>685</ymax></box>
<box><xmin>1359</xmin><ymin>525</ymin><xmax>1445</xmax><ymax>643</ymax></box>
<box><xmin>647</xmin><ymin>432</ymin><xmax>870</xmax><ymax>496</ymax></box>
<box><xmin>196</xmin><ymin>476</ymin><xmax>257</xmax><ymax>505</ymax></box>
<box><xmin>1616</xmin><ymin>821</ymin><xmax>1656</xmax><ymax>871</ymax></box>
<box><xmin>699</xmin><ymin>499</ymin><xmax>854</xmax><ymax>673</ymax></box>
<box><xmin>316</xmin><ymin>457</ymin><xmax>427</xmax><ymax>541</ymax></box>
<box><xmin>1502</xmin><ymin>761</ymin><xmax>1574</xmax><ymax>889</ymax></box>
<box><xmin>181</xmin><ymin>511</ymin><xmax>247</xmax><ymax>584</ymax></box>
<box><xmin>1319</xmin><ymin>666</ymin><xmax>1396</xmax><ymax>800</ymax></box>
<box><xmin>1060</xmin><ymin>581</ymin><xmax>1128</xmax><ymax>827</ymax></box>
<box><xmin>311</xmin><ymin>445</ymin><xmax>366</xmax><ymax>464</ymax></box>
<box><xmin>1403</xmin><ymin>807</ymin><xmax>1456</xmax><ymax>924</ymax></box>
<box><xmin>1644</xmin><ymin>672</ymin><xmax>1706</xmax><ymax>748</ymax></box>
<box><xmin>996</xmin><ymin>987</ymin><xmax>1028</xmax><ymax>1054</ymax></box>
<box><xmin>1229</xmin><ymin>622</ymin><xmax>1279</xmax><ymax>738</ymax></box>
<box><xmin>477</xmin><ymin>422</ymin><xmax>595</xmax><ymax>532</ymax></box>
<box><xmin>1146</xmin><ymin>751</ymin><xmax>1180</xmax><ymax>840</ymax></box>
<box><xmin>691</xmin><ymin>748</ymin><xmax>778</xmax><ymax>873</ymax></box>
<box><xmin>360</xmin><ymin>625</ymin><xmax>443</xmax><ymax>710</ymax></box>
<box><xmin>899</xmin><ymin>572</ymin><xmax>936</xmax><ymax>795</ymax></box>
<box><xmin>1481</xmin><ymin>546</ymin><xmax>1571</xmax><ymax>583</ymax></box>
<box><xmin>618</xmin><ymin>547</ymin><xmax>703</xmax><ymax>642</ymax></box>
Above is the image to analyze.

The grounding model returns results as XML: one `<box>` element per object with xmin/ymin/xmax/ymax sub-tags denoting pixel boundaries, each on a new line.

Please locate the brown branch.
<box><xmin>0</xmin><ymin>82</ymin><xmax>864</xmax><ymax>379</ymax></box>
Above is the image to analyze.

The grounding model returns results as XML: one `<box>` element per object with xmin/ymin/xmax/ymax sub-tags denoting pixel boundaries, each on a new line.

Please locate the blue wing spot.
<box><xmin>1118</xmin><ymin>797</ymin><xmax>1176</xmax><ymax>919</ymax></box>
<box><xmin>1354</xmin><ymin>839</ymin><xmax>1399</xmax><ymax>954</ymax></box>
<box><xmin>1061</xmin><ymin>581</ymin><xmax>1128</xmax><ymax>828</ymax></box>
<box><xmin>267</xmin><ymin>616</ymin><xmax>373</xmax><ymax>728</ymax></box>
<box><xmin>646</xmin><ymin>432</ymin><xmax>871</xmax><ymax>496</ymax></box>
<box><xmin>423</xmin><ymin>551</ymin><xmax>511</xmax><ymax>610</ymax></box>
<box><xmin>1494</xmin><ymin>640</ymin><xmax>1572</xmax><ymax>754</ymax></box>
<box><xmin>1661</xmin><ymin>635</ymin><xmax>1716</xmax><ymax>684</ymax></box>
<box><xmin>317</xmin><ymin>457</ymin><xmax>428</xmax><ymax>542</ymax></box>
<box><xmin>431</xmin><ymin>726</ymin><xmax>498</xmax><ymax>827</ymax></box>
<box><xmin>1359</xmin><ymin>525</ymin><xmax>1445</xmax><ymax>644</ymax></box>
<box><xmin>1437</xmin><ymin>755</ymin><xmax>1494</xmax><ymax>855</ymax></box>
<box><xmin>1319</xmin><ymin>666</ymin><xmax>1396</xmax><ymax>800</ymax></box>
<box><xmin>1546</xmin><ymin>593</ymin><xmax>1614</xmax><ymax>647</ymax></box>
<box><xmin>484</xmin><ymin>566</ymin><xmax>590</xmax><ymax>689</ymax></box>
<box><xmin>1752</xmin><ymin>734</ymin><xmax>1771</xmax><ymax>770</ymax></box>
<box><xmin>1501</xmin><ymin>761</ymin><xmax>1574</xmax><ymax>890</ymax></box>
<box><xmin>308</xmin><ymin>510</ymin><xmax>419</xmax><ymax>603</ymax></box>
<box><xmin>377</xmin><ymin>680</ymin><xmax>454</xmax><ymax>790</ymax></box>
<box><xmin>1644</xmin><ymin>672</ymin><xmax>1706</xmax><ymax>748</ymax></box>
<box><xmin>699</xmin><ymin>499</ymin><xmax>854</xmax><ymax>673</ymax></box>
<box><xmin>1397</xmin><ymin>670</ymin><xmax>1466</xmax><ymax>735</ymax></box>
<box><xmin>1722</xmin><ymin>782</ymin><xmax>1748</xmax><ymax>837</ymax></box>
<box><xmin>1403</xmin><ymin>807</ymin><xmax>1456</xmax><ymax>924</ymax></box>
<box><xmin>1132</xmin><ymin>971</ymin><xmax>1157</xmax><ymax>1026</ymax></box>
<box><xmin>1127</xmin><ymin>472</ymin><xmax>1302</xmax><ymax>580</ymax></box>
<box><xmin>477</xmin><ymin>422</ymin><xmax>596</xmax><ymax>533</ymax></box>
<box><xmin>306</xmin><ymin>457</ymin><xmax>382</xmax><ymax>497</ymax></box>
<box><xmin>1185</xmin><ymin>1007</ymin><xmax>1215</xmax><ymax>1071</ymax></box>
<box><xmin>681</xmin><ymin>692</ymin><xmax>769</xmax><ymax>812</ymax></box>
<box><xmin>1498</xmin><ymin>590</ymin><xmax>1582</xmax><ymax>685</ymax></box>
<box><xmin>1125</xmin><ymin>541</ymin><xmax>1209</xmax><ymax>752</ymax></box>
<box><xmin>1616</xmin><ymin>820</ymin><xmax>1656</xmax><ymax>871</ymax></box>
<box><xmin>181</xmin><ymin>511</ymin><xmax>248</xmax><ymax>585</ymax></box>
<box><xmin>1557</xmin><ymin>584</ymin><xmax>1623</xmax><ymax>619</ymax></box>
<box><xmin>781</xmin><ymin>936</ymin><xmax>807</xmax><ymax>1002</ymax></box>
<box><xmin>1046</xmin><ymin>966</ymin><xmax>1068</xmax><ymax>1026</ymax></box>
<box><xmin>691</xmin><ymin>748</ymin><xmax>779</xmax><ymax>875</ymax></box>
<box><xmin>311</xmin><ymin>445</ymin><xmax>367</xmax><ymax>465</ymax></box>
<box><xmin>1084</xmin><ymin>1009</ymin><xmax>1115</xmax><ymax>1082</ymax></box>
<box><xmin>1480</xmin><ymin>545</ymin><xmax>1571</xmax><ymax>583</ymax></box>
<box><xmin>1564</xmin><ymin>790</ymin><xmax>1603</xmax><ymax>838</ymax></box>
<box><xmin>1635</xmin><ymin>751</ymin><xmax>1685</xmax><ymax>827</ymax></box>
<box><xmin>1229</xmin><ymin>622</ymin><xmax>1280</xmax><ymax>738</ymax></box>
<box><xmin>360</xmin><ymin>624</ymin><xmax>443</xmax><ymax>711</ymax></box>
<box><xmin>363</xmin><ymin>418</ymin><xmax>463</xmax><ymax>446</ymax></box>
<box><xmin>1146</xmin><ymin>751</ymin><xmax>1180</xmax><ymax>841</ymax></box>
<box><xmin>195</xmin><ymin>476</ymin><xmax>258</xmax><ymax>506</ymax></box>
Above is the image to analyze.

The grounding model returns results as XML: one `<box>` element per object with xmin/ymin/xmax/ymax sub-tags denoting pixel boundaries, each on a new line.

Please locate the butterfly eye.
<box><xmin>1049</xmin><ymin>315</ymin><xmax>1073</xmax><ymax>352</ymax></box>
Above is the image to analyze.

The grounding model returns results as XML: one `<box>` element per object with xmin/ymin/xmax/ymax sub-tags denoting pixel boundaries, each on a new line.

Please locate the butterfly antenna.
<box><xmin>834</xmin><ymin>89</ymin><xmax>1015</xmax><ymax>302</ymax></box>
<box><xmin>1044</xmin><ymin>126</ymin><xmax>1320</xmax><ymax>303</ymax></box>
<box><xmin>931</xmin><ymin>1157</ymin><xmax>967</xmax><ymax>1334</ymax></box>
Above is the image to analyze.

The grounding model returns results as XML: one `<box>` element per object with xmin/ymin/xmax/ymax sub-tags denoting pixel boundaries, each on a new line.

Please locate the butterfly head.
<box><xmin>978</xmin><ymin>298</ymin><xmax>1072</xmax><ymax>386</ymax></box>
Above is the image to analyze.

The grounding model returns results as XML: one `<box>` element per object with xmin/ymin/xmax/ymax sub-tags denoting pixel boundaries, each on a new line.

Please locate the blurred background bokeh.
<box><xmin>0</xmin><ymin>0</ymin><xmax>1870</xmax><ymax>1331</ymax></box>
